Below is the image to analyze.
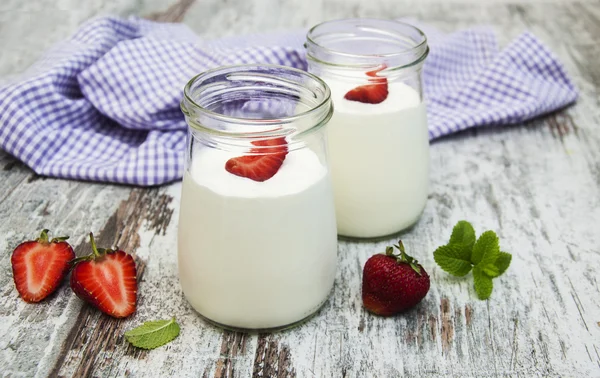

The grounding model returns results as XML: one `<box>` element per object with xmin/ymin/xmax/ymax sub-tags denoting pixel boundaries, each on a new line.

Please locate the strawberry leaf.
<box><xmin>389</xmin><ymin>240</ymin><xmax>423</xmax><ymax>276</ymax></box>
<box><xmin>125</xmin><ymin>318</ymin><xmax>180</xmax><ymax>350</ymax></box>
<box><xmin>471</xmin><ymin>230</ymin><xmax>499</xmax><ymax>266</ymax></box>
<box><xmin>473</xmin><ymin>266</ymin><xmax>493</xmax><ymax>300</ymax></box>
<box><xmin>410</xmin><ymin>262</ymin><xmax>422</xmax><ymax>276</ymax></box>
<box><xmin>433</xmin><ymin>244</ymin><xmax>473</xmax><ymax>277</ymax></box>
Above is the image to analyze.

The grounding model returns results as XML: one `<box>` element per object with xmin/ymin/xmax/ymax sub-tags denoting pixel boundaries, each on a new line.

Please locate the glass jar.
<box><xmin>179</xmin><ymin>65</ymin><xmax>337</xmax><ymax>331</ymax></box>
<box><xmin>305</xmin><ymin>19</ymin><xmax>430</xmax><ymax>239</ymax></box>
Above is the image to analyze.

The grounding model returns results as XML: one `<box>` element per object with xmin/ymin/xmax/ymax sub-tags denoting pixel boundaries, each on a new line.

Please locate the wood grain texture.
<box><xmin>1</xmin><ymin>0</ymin><xmax>599</xmax><ymax>377</ymax></box>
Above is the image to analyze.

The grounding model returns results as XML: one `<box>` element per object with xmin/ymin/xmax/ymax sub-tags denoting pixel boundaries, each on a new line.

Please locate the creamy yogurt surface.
<box><xmin>188</xmin><ymin>147</ymin><xmax>327</xmax><ymax>197</ymax></box>
<box><xmin>177</xmin><ymin>147</ymin><xmax>337</xmax><ymax>329</ymax></box>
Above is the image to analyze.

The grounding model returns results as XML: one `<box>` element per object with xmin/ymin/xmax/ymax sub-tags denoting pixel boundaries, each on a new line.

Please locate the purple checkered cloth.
<box><xmin>0</xmin><ymin>17</ymin><xmax>577</xmax><ymax>185</ymax></box>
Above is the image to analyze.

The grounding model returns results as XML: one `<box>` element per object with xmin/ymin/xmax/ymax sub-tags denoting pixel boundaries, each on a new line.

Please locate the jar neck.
<box><xmin>305</xmin><ymin>18</ymin><xmax>428</xmax><ymax>75</ymax></box>
<box><xmin>181</xmin><ymin>64</ymin><xmax>333</xmax><ymax>151</ymax></box>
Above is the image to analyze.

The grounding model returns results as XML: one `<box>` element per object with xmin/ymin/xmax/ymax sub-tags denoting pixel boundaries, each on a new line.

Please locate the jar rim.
<box><xmin>181</xmin><ymin>64</ymin><xmax>332</xmax><ymax>138</ymax></box>
<box><xmin>305</xmin><ymin>18</ymin><xmax>428</xmax><ymax>69</ymax></box>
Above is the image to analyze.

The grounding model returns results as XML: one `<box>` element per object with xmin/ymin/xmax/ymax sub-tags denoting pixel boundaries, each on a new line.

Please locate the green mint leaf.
<box><xmin>433</xmin><ymin>244</ymin><xmax>473</xmax><ymax>277</ymax></box>
<box><xmin>494</xmin><ymin>251</ymin><xmax>512</xmax><ymax>276</ymax></box>
<box><xmin>482</xmin><ymin>263</ymin><xmax>500</xmax><ymax>277</ymax></box>
<box><xmin>125</xmin><ymin>317</ymin><xmax>180</xmax><ymax>350</ymax></box>
<box><xmin>449</xmin><ymin>220</ymin><xmax>476</xmax><ymax>260</ymax></box>
<box><xmin>471</xmin><ymin>230</ymin><xmax>499</xmax><ymax>266</ymax></box>
<box><xmin>473</xmin><ymin>266</ymin><xmax>493</xmax><ymax>300</ymax></box>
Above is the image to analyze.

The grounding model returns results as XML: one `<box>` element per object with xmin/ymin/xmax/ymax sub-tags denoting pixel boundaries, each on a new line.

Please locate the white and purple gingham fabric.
<box><xmin>0</xmin><ymin>16</ymin><xmax>577</xmax><ymax>186</ymax></box>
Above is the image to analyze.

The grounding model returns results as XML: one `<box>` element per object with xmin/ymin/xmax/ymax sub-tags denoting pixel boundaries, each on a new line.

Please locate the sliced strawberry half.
<box><xmin>225</xmin><ymin>137</ymin><xmax>288</xmax><ymax>182</ymax></box>
<box><xmin>344</xmin><ymin>65</ymin><xmax>389</xmax><ymax>104</ymax></box>
<box><xmin>70</xmin><ymin>233</ymin><xmax>137</xmax><ymax>318</ymax></box>
<box><xmin>11</xmin><ymin>229</ymin><xmax>75</xmax><ymax>302</ymax></box>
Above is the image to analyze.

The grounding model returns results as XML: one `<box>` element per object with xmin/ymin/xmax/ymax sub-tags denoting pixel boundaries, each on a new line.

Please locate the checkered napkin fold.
<box><xmin>0</xmin><ymin>17</ymin><xmax>577</xmax><ymax>185</ymax></box>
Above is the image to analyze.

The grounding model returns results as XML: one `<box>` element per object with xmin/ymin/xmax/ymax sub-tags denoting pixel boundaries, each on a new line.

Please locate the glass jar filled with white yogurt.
<box><xmin>306</xmin><ymin>19</ymin><xmax>430</xmax><ymax>239</ymax></box>
<box><xmin>179</xmin><ymin>65</ymin><xmax>337</xmax><ymax>331</ymax></box>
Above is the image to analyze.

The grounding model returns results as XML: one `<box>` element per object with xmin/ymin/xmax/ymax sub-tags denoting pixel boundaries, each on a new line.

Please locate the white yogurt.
<box><xmin>177</xmin><ymin>147</ymin><xmax>337</xmax><ymax>329</ymax></box>
<box><xmin>325</xmin><ymin>77</ymin><xmax>430</xmax><ymax>238</ymax></box>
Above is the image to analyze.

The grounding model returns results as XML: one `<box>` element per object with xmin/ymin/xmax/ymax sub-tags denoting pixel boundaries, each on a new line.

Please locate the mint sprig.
<box><xmin>432</xmin><ymin>244</ymin><xmax>473</xmax><ymax>277</ymax></box>
<box><xmin>125</xmin><ymin>317</ymin><xmax>180</xmax><ymax>350</ymax></box>
<box><xmin>472</xmin><ymin>266</ymin><xmax>493</xmax><ymax>299</ymax></box>
<box><xmin>434</xmin><ymin>221</ymin><xmax>512</xmax><ymax>300</ymax></box>
<box><xmin>448</xmin><ymin>220</ymin><xmax>476</xmax><ymax>257</ymax></box>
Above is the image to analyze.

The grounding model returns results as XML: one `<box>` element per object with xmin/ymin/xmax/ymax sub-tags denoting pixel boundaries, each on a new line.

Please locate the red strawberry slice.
<box><xmin>344</xmin><ymin>65</ymin><xmax>389</xmax><ymax>104</ymax></box>
<box><xmin>11</xmin><ymin>229</ymin><xmax>74</xmax><ymax>302</ymax></box>
<box><xmin>70</xmin><ymin>233</ymin><xmax>137</xmax><ymax>318</ymax></box>
<box><xmin>225</xmin><ymin>137</ymin><xmax>288</xmax><ymax>182</ymax></box>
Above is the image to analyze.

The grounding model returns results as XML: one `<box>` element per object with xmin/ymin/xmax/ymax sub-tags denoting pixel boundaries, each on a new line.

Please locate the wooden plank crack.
<box><xmin>252</xmin><ymin>335</ymin><xmax>296</xmax><ymax>378</ymax></box>
<box><xmin>440</xmin><ymin>297</ymin><xmax>454</xmax><ymax>354</ymax></box>
<box><xmin>214</xmin><ymin>331</ymin><xmax>248</xmax><ymax>378</ymax></box>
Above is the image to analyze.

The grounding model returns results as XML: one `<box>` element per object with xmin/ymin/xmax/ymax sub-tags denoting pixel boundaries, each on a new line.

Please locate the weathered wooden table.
<box><xmin>1</xmin><ymin>0</ymin><xmax>599</xmax><ymax>377</ymax></box>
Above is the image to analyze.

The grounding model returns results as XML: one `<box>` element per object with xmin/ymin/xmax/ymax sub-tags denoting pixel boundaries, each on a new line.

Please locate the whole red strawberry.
<box><xmin>362</xmin><ymin>240</ymin><xmax>430</xmax><ymax>316</ymax></box>
<box><xmin>70</xmin><ymin>233</ymin><xmax>137</xmax><ymax>318</ymax></box>
<box><xmin>11</xmin><ymin>229</ymin><xmax>75</xmax><ymax>302</ymax></box>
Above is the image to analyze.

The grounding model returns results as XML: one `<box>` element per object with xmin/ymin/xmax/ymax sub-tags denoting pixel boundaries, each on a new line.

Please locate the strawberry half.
<box><xmin>70</xmin><ymin>233</ymin><xmax>137</xmax><ymax>318</ymax></box>
<box><xmin>362</xmin><ymin>240</ymin><xmax>430</xmax><ymax>316</ymax></box>
<box><xmin>225</xmin><ymin>137</ymin><xmax>288</xmax><ymax>182</ymax></box>
<box><xmin>11</xmin><ymin>229</ymin><xmax>74</xmax><ymax>302</ymax></box>
<box><xmin>344</xmin><ymin>65</ymin><xmax>389</xmax><ymax>104</ymax></box>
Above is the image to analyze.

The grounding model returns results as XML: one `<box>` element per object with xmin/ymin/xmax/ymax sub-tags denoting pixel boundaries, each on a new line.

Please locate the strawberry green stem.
<box><xmin>38</xmin><ymin>229</ymin><xmax>50</xmax><ymax>244</ymax></box>
<box><xmin>69</xmin><ymin>232</ymin><xmax>109</xmax><ymax>266</ymax></box>
<box><xmin>398</xmin><ymin>240</ymin><xmax>406</xmax><ymax>254</ymax></box>
<box><xmin>37</xmin><ymin>229</ymin><xmax>70</xmax><ymax>244</ymax></box>
<box><xmin>385</xmin><ymin>240</ymin><xmax>422</xmax><ymax>276</ymax></box>
<box><xmin>89</xmin><ymin>232</ymin><xmax>101</xmax><ymax>258</ymax></box>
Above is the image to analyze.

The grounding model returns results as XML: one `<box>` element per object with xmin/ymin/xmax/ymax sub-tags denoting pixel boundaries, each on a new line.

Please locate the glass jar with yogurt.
<box><xmin>305</xmin><ymin>19</ymin><xmax>430</xmax><ymax>239</ymax></box>
<box><xmin>179</xmin><ymin>65</ymin><xmax>337</xmax><ymax>331</ymax></box>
